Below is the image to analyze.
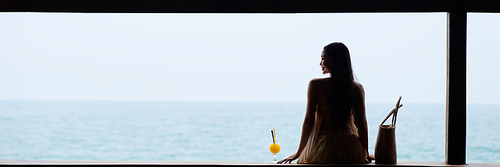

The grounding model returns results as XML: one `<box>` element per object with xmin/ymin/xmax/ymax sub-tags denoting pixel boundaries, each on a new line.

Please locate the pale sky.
<box><xmin>0</xmin><ymin>13</ymin><xmax>498</xmax><ymax>104</ymax></box>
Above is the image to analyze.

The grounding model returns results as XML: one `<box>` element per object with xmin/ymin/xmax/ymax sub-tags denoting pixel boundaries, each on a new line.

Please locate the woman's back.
<box><xmin>296</xmin><ymin>78</ymin><xmax>367</xmax><ymax>164</ymax></box>
<box><xmin>311</xmin><ymin>78</ymin><xmax>361</xmax><ymax>132</ymax></box>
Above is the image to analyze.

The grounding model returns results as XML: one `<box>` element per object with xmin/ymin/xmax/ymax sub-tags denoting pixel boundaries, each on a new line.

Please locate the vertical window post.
<box><xmin>446</xmin><ymin>0</ymin><xmax>467</xmax><ymax>165</ymax></box>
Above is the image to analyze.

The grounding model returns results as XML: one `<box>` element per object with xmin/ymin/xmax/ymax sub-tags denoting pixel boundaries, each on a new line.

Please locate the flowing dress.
<box><xmin>297</xmin><ymin>106</ymin><xmax>369</xmax><ymax>164</ymax></box>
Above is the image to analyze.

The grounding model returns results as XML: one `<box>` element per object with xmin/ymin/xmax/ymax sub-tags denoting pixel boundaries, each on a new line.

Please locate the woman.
<box><xmin>278</xmin><ymin>42</ymin><xmax>375</xmax><ymax>164</ymax></box>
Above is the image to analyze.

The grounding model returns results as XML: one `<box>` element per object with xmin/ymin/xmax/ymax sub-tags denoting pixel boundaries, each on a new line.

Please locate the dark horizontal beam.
<box><xmin>0</xmin><ymin>0</ymin><xmax>448</xmax><ymax>13</ymax></box>
<box><xmin>468</xmin><ymin>0</ymin><xmax>500</xmax><ymax>13</ymax></box>
<box><xmin>289</xmin><ymin>0</ymin><xmax>448</xmax><ymax>13</ymax></box>
<box><xmin>1</xmin><ymin>0</ymin><xmax>499</xmax><ymax>13</ymax></box>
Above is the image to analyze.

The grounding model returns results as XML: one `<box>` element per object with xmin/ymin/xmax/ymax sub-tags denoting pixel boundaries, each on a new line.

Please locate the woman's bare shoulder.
<box><xmin>353</xmin><ymin>81</ymin><xmax>364</xmax><ymax>89</ymax></box>
<box><xmin>310</xmin><ymin>77</ymin><xmax>330</xmax><ymax>83</ymax></box>
<box><xmin>353</xmin><ymin>81</ymin><xmax>365</xmax><ymax>96</ymax></box>
<box><xmin>309</xmin><ymin>78</ymin><xmax>330</xmax><ymax>87</ymax></box>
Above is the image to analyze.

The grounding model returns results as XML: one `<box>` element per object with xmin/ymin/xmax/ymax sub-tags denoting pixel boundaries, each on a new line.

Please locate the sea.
<box><xmin>0</xmin><ymin>100</ymin><xmax>498</xmax><ymax>163</ymax></box>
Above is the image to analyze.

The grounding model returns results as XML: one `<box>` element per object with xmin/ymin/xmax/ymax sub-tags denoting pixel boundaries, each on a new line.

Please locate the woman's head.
<box><xmin>321</xmin><ymin>42</ymin><xmax>354</xmax><ymax>81</ymax></box>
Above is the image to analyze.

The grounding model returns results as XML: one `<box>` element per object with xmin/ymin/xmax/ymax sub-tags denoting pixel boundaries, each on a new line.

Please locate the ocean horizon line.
<box><xmin>0</xmin><ymin>99</ymin><xmax>498</xmax><ymax>105</ymax></box>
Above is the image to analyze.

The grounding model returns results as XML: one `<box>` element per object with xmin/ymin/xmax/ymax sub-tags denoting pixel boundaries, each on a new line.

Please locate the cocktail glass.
<box><xmin>269</xmin><ymin>139</ymin><xmax>281</xmax><ymax>163</ymax></box>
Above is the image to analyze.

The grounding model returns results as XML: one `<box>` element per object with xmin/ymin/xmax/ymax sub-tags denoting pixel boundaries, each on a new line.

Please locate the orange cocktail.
<box><xmin>269</xmin><ymin>143</ymin><xmax>281</xmax><ymax>155</ymax></box>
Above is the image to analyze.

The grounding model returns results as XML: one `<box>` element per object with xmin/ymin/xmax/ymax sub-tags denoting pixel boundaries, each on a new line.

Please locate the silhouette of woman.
<box><xmin>278</xmin><ymin>42</ymin><xmax>375</xmax><ymax>164</ymax></box>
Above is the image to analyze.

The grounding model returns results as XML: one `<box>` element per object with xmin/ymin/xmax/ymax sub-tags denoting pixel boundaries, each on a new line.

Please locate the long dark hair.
<box><xmin>323</xmin><ymin>42</ymin><xmax>355</xmax><ymax>124</ymax></box>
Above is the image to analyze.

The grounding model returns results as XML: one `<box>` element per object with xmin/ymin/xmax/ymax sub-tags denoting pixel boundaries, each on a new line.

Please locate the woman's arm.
<box><xmin>278</xmin><ymin>80</ymin><xmax>318</xmax><ymax>164</ymax></box>
<box><xmin>353</xmin><ymin>83</ymin><xmax>368</xmax><ymax>151</ymax></box>
<box><xmin>353</xmin><ymin>83</ymin><xmax>375</xmax><ymax>160</ymax></box>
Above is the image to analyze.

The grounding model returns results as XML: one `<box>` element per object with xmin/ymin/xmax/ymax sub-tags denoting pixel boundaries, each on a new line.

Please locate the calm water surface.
<box><xmin>0</xmin><ymin>101</ymin><xmax>498</xmax><ymax>162</ymax></box>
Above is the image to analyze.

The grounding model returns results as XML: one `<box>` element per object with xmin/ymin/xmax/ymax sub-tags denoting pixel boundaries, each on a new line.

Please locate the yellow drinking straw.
<box><xmin>273</xmin><ymin>128</ymin><xmax>276</xmax><ymax>144</ymax></box>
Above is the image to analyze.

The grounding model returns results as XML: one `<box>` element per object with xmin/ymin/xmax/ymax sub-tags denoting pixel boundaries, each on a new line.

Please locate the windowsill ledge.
<box><xmin>0</xmin><ymin>160</ymin><xmax>498</xmax><ymax>167</ymax></box>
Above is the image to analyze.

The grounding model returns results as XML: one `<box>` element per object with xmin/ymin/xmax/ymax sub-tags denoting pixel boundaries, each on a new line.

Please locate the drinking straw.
<box><xmin>273</xmin><ymin>128</ymin><xmax>276</xmax><ymax>144</ymax></box>
<box><xmin>271</xmin><ymin>130</ymin><xmax>275</xmax><ymax>144</ymax></box>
